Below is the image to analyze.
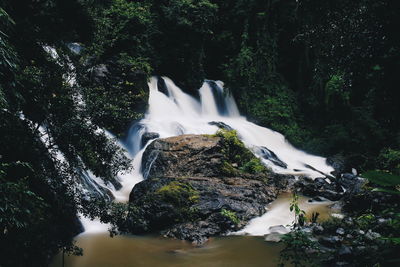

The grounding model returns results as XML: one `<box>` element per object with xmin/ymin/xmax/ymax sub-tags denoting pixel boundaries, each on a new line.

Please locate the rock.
<box><xmin>336</xmin><ymin>228</ymin><xmax>345</xmax><ymax>235</ymax></box>
<box><xmin>265</xmin><ymin>232</ymin><xmax>285</xmax><ymax>242</ymax></box>
<box><xmin>90</xmin><ymin>64</ymin><xmax>109</xmax><ymax>83</ymax></box>
<box><xmin>377</xmin><ymin>218</ymin><xmax>388</xmax><ymax>225</ymax></box>
<box><xmin>296</xmin><ymin>176</ymin><xmax>343</xmax><ymax>201</ymax></box>
<box><xmin>339</xmin><ymin>173</ymin><xmax>366</xmax><ymax>194</ymax></box>
<box><xmin>141</xmin><ymin>132</ymin><xmax>159</xmax><ymax>148</ymax></box>
<box><xmin>309</xmin><ymin>196</ymin><xmax>330</xmax><ymax>202</ymax></box>
<box><xmin>157</xmin><ymin>76</ymin><xmax>170</xmax><ymax>97</ymax></box>
<box><xmin>67</xmin><ymin>42</ymin><xmax>84</xmax><ymax>55</ymax></box>
<box><xmin>343</xmin><ymin>217</ymin><xmax>354</xmax><ymax>226</ymax></box>
<box><xmin>319</xmin><ymin>236</ymin><xmax>342</xmax><ymax>247</ymax></box>
<box><xmin>365</xmin><ymin>230</ymin><xmax>381</xmax><ymax>241</ymax></box>
<box><xmin>338</xmin><ymin>245</ymin><xmax>352</xmax><ymax>256</ymax></box>
<box><xmin>255</xmin><ymin>146</ymin><xmax>287</xmax><ymax>169</ymax></box>
<box><xmin>141</xmin><ymin>134</ymin><xmax>225</xmax><ymax>179</ymax></box>
<box><xmin>268</xmin><ymin>225</ymin><xmax>290</xmax><ymax>234</ymax></box>
<box><xmin>326</xmin><ymin>155</ymin><xmax>346</xmax><ymax>176</ymax></box>
<box><xmin>128</xmin><ymin>134</ymin><xmax>279</xmax><ymax>244</ymax></box>
<box><xmin>208</xmin><ymin>121</ymin><xmax>233</xmax><ymax>131</ymax></box>
<box><xmin>313</xmin><ymin>225</ymin><xmax>324</xmax><ymax>234</ymax></box>
<box><xmin>346</xmin><ymin>234</ymin><xmax>353</xmax><ymax>239</ymax></box>
<box><xmin>334</xmin><ymin>262</ymin><xmax>351</xmax><ymax>267</ymax></box>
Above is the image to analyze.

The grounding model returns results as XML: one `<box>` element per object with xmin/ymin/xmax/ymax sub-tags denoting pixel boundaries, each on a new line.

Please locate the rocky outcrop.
<box><xmin>128</xmin><ymin>134</ymin><xmax>278</xmax><ymax>244</ymax></box>
<box><xmin>141</xmin><ymin>135</ymin><xmax>227</xmax><ymax>179</ymax></box>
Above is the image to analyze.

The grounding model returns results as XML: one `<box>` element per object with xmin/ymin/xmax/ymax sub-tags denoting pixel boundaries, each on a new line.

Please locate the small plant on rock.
<box><xmin>220</xmin><ymin>208</ymin><xmax>240</xmax><ymax>225</ymax></box>
<box><xmin>279</xmin><ymin>192</ymin><xmax>321</xmax><ymax>267</ymax></box>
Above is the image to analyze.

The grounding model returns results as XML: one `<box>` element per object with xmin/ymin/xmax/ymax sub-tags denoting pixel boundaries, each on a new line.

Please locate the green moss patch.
<box><xmin>215</xmin><ymin>129</ymin><xmax>269</xmax><ymax>177</ymax></box>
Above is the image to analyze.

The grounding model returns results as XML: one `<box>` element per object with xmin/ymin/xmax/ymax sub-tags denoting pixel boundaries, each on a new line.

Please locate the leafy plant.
<box><xmin>220</xmin><ymin>208</ymin><xmax>240</xmax><ymax>225</ymax></box>
<box><xmin>290</xmin><ymin>192</ymin><xmax>306</xmax><ymax>229</ymax></box>
<box><xmin>280</xmin><ymin>192</ymin><xmax>320</xmax><ymax>266</ymax></box>
<box><xmin>361</xmin><ymin>170</ymin><xmax>400</xmax><ymax>195</ymax></box>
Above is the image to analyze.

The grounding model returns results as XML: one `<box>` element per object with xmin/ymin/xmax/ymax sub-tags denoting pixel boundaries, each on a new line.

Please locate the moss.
<box><xmin>240</xmin><ymin>158</ymin><xmax>267</xmax><ymax>174</ymax></box>
<box><xmin>156</xmin><ymin>181</ymin><xmax>199</xmax><ymax>206</ymax></box>
<box><xmin>220</xmin><ymin>208</ymin><xmax>240</xmax><ymax>225</ymax></box>
<box><xmin>215</xmin><ymin>129</ymin><xmax>269</xmax><ymax>177</ymax></box>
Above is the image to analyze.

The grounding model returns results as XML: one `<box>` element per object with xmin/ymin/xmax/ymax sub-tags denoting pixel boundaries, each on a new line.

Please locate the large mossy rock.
<box><xmin>128</xmin><ymin>133</ymin><xmax>279</xmax><ymax>244</ymax></box>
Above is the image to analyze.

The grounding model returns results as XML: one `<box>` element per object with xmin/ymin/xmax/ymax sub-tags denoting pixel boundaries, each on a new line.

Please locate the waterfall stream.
<box><xmin>78</xmin><ymin>76</ymin><xmax>335</xmax><ymax>235</ymax></box>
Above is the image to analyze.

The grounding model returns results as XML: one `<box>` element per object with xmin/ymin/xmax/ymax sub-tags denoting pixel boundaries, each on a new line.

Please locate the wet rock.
<box><xmin>338</xmin><ymin>245</ymin><xmax>352</xmax><ymax>257</ymax></box>
<box><xmin>345</xmin><ymin>234</ymin><xmax>353</xmax><ymax>239</ymax></box>
<box><xmin>141</xmin><ymin>134</ymin><xmax>225</xmax><ymax>179</ymax></box>
<box><xmin>129</xmin><ymin>134</ymin><xmax>279</xmax><ymax>244</ymax></box>
<box><xmin>334</xmin><ymin>262</ymin><xmax>351</xmax><ymax>267</ymax></box>
<box><xmin>313</xmin><ymin>225</ymin><xmax>324</xmax><ymax>234</ymax></box>
<box><xmin>377</xmin><ymin>218</ymin><xmax>388</xmax><ymax>225</ymax></box>
<box><xmin>90</xmin><ymin>64</ymin><xmax>109</xmax><ymax>83</ymax></box>
<box><xmin>67</xmin><ymin>42</ymin><xmax>84</xmax><ymax>55</ymax></box>
<box><xmin>268</xmin><ymin>225</ymin><xmax>290</xmax><ymax>234</ymax></box>
<box><xmin>157</xmin><ymin>76</ymin><xmax>169</xmax><ymax>97</ymax></box>
<box><xmin>309</xmin><ymin>196</ymin><xmax>330</xmax><ymax>202</ymax></box>
<box><xmin>326</xmin><ymin>155</ymin><xmax>346</xmax><ymax>176</ymax></box>
<box><xmin>141</xmin><ymin>132</ymin><xmax>159</xmax><ymax>148</ymax></box>
<box><xmin>336</xmin><ymin>228</ymin><xmax>345</xmax><ymax>235</ymax></box>
<box><xmin>343</xmin><ymin>217</ymin><xmax>354</xmax><ymax>226</ymax></box>
<box><xmin>320</xmin><ymin>236</ymin><xmax>342</xmax><ymax>247</ymax></box>
<box><xmin>265</xmin><ymin>225</ymin><xmax>290</xmax><ymax>241</ymax></box>
<box><xmin>256</xmin><ymin>147</ymin><xmax>287</xmax><ymax>169</ymax></box>
<box><xmin>365</xmin><ymin>230</ymin><xmax>381</xmax><ymax>241</ymax></box>
<box><xmin>208</xmin><ymin>121</ymin><xmax>233</xmax><ymax>131</ymax></box>
<box><xmin>265</xmin><ymin>232</ymin><xmax>285</xmax><ymax>242</ymax></box>
<box><xmin>339</xmin><ymin>173</ymin><xmax>366</xmax><ymax>194</ymax></box>
<box><xmin>296</xmin><ymin>176</ymin><xmax>342</xmax><ymax>201</ymax></box>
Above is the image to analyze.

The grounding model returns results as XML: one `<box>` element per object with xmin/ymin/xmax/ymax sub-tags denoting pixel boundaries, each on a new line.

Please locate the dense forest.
<box><xmin>1</xmin><ymin>0</ymin><xmax>399</xmax><ymax>266</ymax></box>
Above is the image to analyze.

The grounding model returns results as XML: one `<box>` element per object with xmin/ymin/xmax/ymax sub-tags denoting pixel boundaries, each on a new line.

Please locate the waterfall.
<box><xmin>125</xmin><ymin>76</ymin><xmax>334</xmax><ymax>180</ymax></box>
<box><xmin>47</xmin><ymin>73</ymin><xmax>334</xmax><ymax>236</ymax></box>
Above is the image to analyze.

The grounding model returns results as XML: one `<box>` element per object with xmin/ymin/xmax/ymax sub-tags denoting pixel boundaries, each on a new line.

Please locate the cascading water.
<box><xmin>125</xmin><ymin>76</ymin><xmax>333</xmax><ymax>180</ymax></box>
<box><xmin>117</xmin><ymin>76</ymin><xmax>336</xmax><ymax>236</ymax></box>
<box><xmin>62</xmin><ymin>75</ymin><xmax>335</xmax><ymax>236</ymax></box>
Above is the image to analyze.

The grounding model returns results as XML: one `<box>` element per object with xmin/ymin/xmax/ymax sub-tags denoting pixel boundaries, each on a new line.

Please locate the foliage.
<box><xmin>279</xmin><ymin>231</ymin><xmax>320</xmax><ymax>267</ymax></box>
<box><xmin>280</xmin><ymin>192</ymin><xmax>320</xmax><ymax>267</ymax></box>
<box><xmin>0</xmin><ymin>163</ymin><xmax>47</xmax><ymax>231</ymax></box>
<box><xmin>378</xmin><ymin>148</ymin><xmax>400</xmax><ymax>174</ymax></box>
<box><xmin>220</xmin><ymin>208</ymin><xmax>240</xmax><ymax>225</ymax></box>
<box><xmin>156</xmin><ymin>181</ymin><xmax>200</xmax><ymax>206</ymax></box>
<box><xmin>215</xmin><ymin>129</ymin><xmax>268</xmax><ymax>175</ymax></box>
<box><xmin>240</xmin><ymin>158</ymin><xmax>266</xmax><ymax>174</ymax></box>
<box><xmin>289</xmin><ymin>192</ymin><xmax>306</xmax><ymax>229</ymax></box>
<box><xmin>361</xmin><ymin>171</ymin><xmax>400</xmax><ymax>187</ymax></box>
<box><xmin>361</xmin><ymin>170</ymin><xmax>400</xmax><ymax>195</ymax></box>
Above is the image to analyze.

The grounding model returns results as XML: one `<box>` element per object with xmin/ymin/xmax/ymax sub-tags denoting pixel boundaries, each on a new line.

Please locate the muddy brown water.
<box><xmin>51</xmin><ymin>194</ymin><xmax>337</xmax><ymax>267</ymax></box>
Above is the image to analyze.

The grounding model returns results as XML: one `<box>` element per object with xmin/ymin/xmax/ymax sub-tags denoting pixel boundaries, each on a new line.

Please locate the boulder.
<box><xmin>208</xmin><ymin>121</ymin><xmax>234</xmax><ymax>131</ymax></box>
<box><xmin>339</xmin><ymin>173</ymin><xmax>366</xmax><ymax>194</ymax></box>
<box><xmin>295</xmin><ymin>176</ymin><xmax>343</xmax><ymax>201</ymax></box>
<box><xmin>141</xmin><ymin>134</ymin><xmax>226</xmax><ymax>179</ymax></box>
<box><xmin>128</xmin><ymin>134</ymin><xmax>278</xmax><ymax>244</ymax></box>
<box><xmin>90</xmin><ymin>64</ymin><xmax>109</xmax><ymax>83</ymax></box>
<box><xmin>141</xmin><ymin>132</ymin><xmax>159</xmax><ymax>148</ymax></box>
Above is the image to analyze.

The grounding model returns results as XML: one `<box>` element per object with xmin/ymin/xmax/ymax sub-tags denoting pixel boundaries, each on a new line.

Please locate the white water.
<box><xmin>125</xmin><ymin>76</ymin><xmax>333</xmax><ymax>179</ymax></box>
<box><xmin>234</xmin><ymin>194</ymin><xmax>335</xmax><ymax>236</ymax></box>
<box><xmin>53</xmin><ymin>75</ymin><xmax>335</xmax><ymax>236</ymax></box>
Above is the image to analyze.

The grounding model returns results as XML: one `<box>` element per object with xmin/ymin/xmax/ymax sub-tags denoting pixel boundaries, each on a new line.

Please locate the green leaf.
<box><xmin>371</xmin><ymin>188</ymin><xmax>400</xmax><ymax>195</ymax></box>
<box><xmin>361</xmin><ymin>170</ymin><xmax>400</xmax><ymax>187</ymax></box>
